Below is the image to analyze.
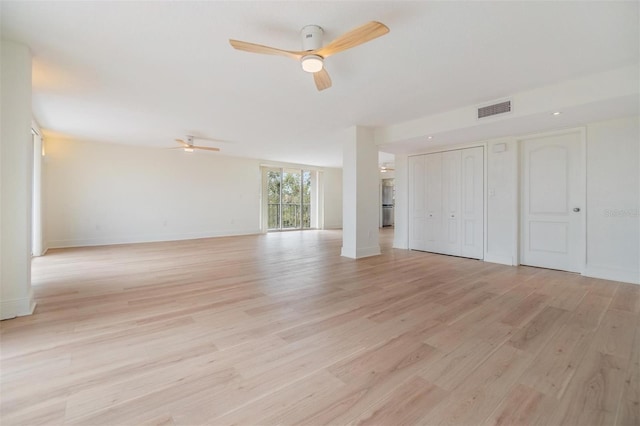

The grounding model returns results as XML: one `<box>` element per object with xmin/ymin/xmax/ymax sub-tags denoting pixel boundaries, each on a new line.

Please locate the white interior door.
<box><xmin>424</xmin><ymin>152</ymin><xmax>442</xmax><ymax>253</ymax></box>
<box><xmin>442</xmin><ymin>149</ymin><xmax>462</xmax><ymax>256</ymax></box>
<box><xmin>461</xmin><ymin>146</ymin><xmax>484</xmax><ymax>259</ymax></box>
<box><xmin>521</xmin><ymin>131</ymin><xmax>583</xmax><ymax>272</ymax></box>
<box><xmin>408</xmin><ymin>155</ymin><xmax>426</xmax><ymax>250</ymax></box>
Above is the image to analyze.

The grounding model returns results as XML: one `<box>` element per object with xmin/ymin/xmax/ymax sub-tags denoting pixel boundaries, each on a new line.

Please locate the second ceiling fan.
<box><xmin>174</xmin><ymin>136</ymin><xmax>221</xmax><ymax>152</ymax></box>
<box><xmin>229</xmin><ymin>21</ymin><xmax>389</xmax><ymax>91</ymax></box>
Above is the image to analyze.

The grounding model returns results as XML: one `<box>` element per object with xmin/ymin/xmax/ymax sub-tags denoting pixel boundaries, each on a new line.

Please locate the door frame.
<box><xmin>517</xmin><ymin>127</ymin><xmax>587</xmax><ymax>273</ymax></box>
<box><xmin>31</xmin><ymin>124</ymin><xmax>45</xmax><ymax>257</ymax></box>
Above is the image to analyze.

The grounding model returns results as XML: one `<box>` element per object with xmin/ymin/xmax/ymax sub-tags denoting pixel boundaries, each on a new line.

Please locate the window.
<box><xmin>266</xmin><ymin>168</ymin><xmax>313</xmax><ymax>231</ymax></box>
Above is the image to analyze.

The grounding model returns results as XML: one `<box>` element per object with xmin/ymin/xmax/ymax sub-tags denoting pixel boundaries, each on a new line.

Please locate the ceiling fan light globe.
<box><xmin>301</xmin><ymin>55</ymin><xmax>323</xmax><ymax>73</ymax></box>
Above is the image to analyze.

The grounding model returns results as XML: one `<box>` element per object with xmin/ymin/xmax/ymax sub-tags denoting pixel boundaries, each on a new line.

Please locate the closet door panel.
<box><xmin>461</xmin><ymin>146</ymin><xmax>484</xmax><ymax>259</ymax></box>
<box><xmin>442</xmin><ymin>150</ymin><xmax>462</xmax><ymax>255</ymax></box>
<box><xmin>408</xmin><ymin>155</ymin><xmax>426</xmax><ymax>250</ymax></box>
<box><xmin>424</xmin><ymin>152</ymin><xmax>442</xmax><ymax>253</ymax></box>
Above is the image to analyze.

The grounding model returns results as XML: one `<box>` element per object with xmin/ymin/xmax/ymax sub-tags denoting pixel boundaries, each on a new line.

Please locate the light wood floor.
<box><xmin>1</xmin><ymin>229</ymin><xmax>638</xmax><ymax>425</ymax></box>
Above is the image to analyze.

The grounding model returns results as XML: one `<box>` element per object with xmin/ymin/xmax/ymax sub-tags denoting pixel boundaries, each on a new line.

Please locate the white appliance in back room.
<box><xmin>382</xmin><ymin>179</ymin><xmax>395</xmax><ymax>227</ymax></box>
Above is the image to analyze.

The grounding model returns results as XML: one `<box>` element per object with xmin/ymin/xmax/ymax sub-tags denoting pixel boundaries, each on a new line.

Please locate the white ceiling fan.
<box><xmin>229</xmin><ymin>21</ymin><xmax>389</xmax><ymax>91</ymax></box>
<box><xmin>172</xmin><ymin>136</ymin><xmax>221</xmax><ymax>152</ymax></box>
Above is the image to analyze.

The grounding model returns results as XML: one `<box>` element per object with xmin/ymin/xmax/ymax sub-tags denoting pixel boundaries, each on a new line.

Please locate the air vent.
<box><xmin>478</xmin><ymin>100</ymin><xmax>511</xmax><ymax>119</ymax></box>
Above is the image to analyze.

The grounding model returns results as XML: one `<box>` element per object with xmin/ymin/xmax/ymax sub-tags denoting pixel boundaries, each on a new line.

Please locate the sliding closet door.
<box><xmin>408</xmin><ymin>155</ymin><xmax>426</xmax><ymax>251</ymax></box>
<box><xmin>460</xmin><ymin>147</ymin><xmax>484</xmax><ymax>259</ymax></box>
<box><xmin>441</xmin><ymin>150</ymin><xmax>462</xmax><ymax>256</ymax></box>
<box><xmin>424</xmin><ymin>153</ymin><xmax>442</xmax><ymax>253</ymax></box>
<box><xmin>409</xmin><ymin>146</ymin><xmax>485</xmax><ymax>259</ymax></box>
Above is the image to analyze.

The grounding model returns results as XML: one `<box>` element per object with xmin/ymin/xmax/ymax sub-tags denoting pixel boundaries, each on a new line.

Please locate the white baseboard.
<box><xmin>1</xmin><ymin>291</ymin><xmax>36</xmax><ymax>320</ymax></box>
<box><xmin>32</xmin><ymin>247</ymin><xmax>47</xmax><ymax>257</ymax></box>
<box><xmin>341</xmin><ymin>245</ymin><xmax>381</xmax><ymax>259</ymax></box>
<box><xmin>484</xmin><ymin>253</ymin><xmax>516</xmax><ymax>266</ymax></box>
<box><xmin>47</xmin><ymin>229</ymin><xmax>263</xmax><ymax>249</ymax></box>
<box><xmin>323</xmin><ymin>223</ymin><xmax>343</xmax><ymax>230</ymax></box>
<box><xmin>583</xmin><ymin>265</ymin><xmax>640</xmax><ymax>285</ymax></box>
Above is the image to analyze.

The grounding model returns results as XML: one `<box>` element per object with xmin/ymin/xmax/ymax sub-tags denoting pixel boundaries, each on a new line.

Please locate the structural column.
<box><xmin>392</xmin><ymin>154</ymin><xmax>409</xmax><ymax>249</ymax></box>
<box><xmin>1</xmin><ymin>40</ymin><xmax>36</xmax><ymax>319</ymax></box>
<box><xmin>341</xmin><ymin>126</ymin><xmax>381</xmax><ymax>258</ymax></box>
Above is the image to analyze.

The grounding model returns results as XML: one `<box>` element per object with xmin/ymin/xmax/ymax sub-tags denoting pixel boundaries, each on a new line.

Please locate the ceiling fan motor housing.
<box><xmin>300</xmin><ymin>25</ymin><xmax>323</xmax><ymax>51</ymax></box>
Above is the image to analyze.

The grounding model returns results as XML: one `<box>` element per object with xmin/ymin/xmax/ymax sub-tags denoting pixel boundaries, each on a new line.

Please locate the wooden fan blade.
<box><xmin>316</xmin><ymin>21</ymin><xmax>389</xmax><ymax>58</ymax></box>
<box><xmin>229</xmin><ymin>39</ymin><xmax>304</xmax><ymax>60</ymax></box>
<box><xmin>191</xmin><ymin>135</ymin><xmax>232</xmax><ymax>144</ymax></box>
<box><xmin>313</xmin><ymin>68</ymin><xmax>332</xmax><ymax>91</ymax></box>
<box><xmin>193</xmin><ymin>146</ymin><xmax>220</xmax><ymax>152</ymax></box>
<box><xmin>175</xmin><ymin>138</ymin><xmax>188</xmax><ymax>146</ymax></box>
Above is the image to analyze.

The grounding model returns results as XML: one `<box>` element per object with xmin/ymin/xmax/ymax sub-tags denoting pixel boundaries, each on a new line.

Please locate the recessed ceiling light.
<box><xmin>427</xmin><ymin>136</ymin><xmax>433</xmax><ymax>140</ymax></box>
<box><xmin>552</xmin><ymin>111</ymin><xmax>562</xmax><ymax>116</ymax></box>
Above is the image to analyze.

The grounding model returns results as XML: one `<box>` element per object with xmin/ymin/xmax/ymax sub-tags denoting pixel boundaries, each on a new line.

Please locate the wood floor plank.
<box><xmin>548</xmin><ymin>350</ymin><xmax>627</xmax><ymax>426</ymax></box>
<box><xmin>211</xmin><ymin>370</ymin><xmax>345</xmax><ymax>426</ymax></box>
<box><xmin>286</xmin><ymin>343</ymin><xmax>440</xmax><ymax>425</ymax></box>
<box><xmin>67</xmin><ymin>368</ymin><xmax>238</xmax><ymax>425</ymax></box>
<box><xmin>567</xmin><ymin>291</ymin><xmax>612</xmax><ymax>330</ymax></box>
<box><xmin>450</xmin><ymin>286</ymin><xmax>532</xmax><ymax>330</ymax></box>
<box><xmin>499</xmin><ymin>293</ymin><xmax>549</xmax><ymax>327</ymax></box>
<box><xmin>0</xmin><ymin>399</ymin><xmax>67</xmax><ymax>426</ymax></box>
<box><xmin>544</xmin><ymin>279</ymin><xmax>588</xmax><ymax>311</ymax></box>
<box><xmin>482</xmin><ymin>383</ymin><xmax>557</xmax><ymax>426</ymax></box>
<box><xmin>138</xmin><ymin>414</ymin><xmax>176</xmax><ymax>426</ymax></box>
<box><xmin>171</xmin><ymin>327</ymin><xmax>370</xmax><ymax>424</ymax></box>
<box><xmin>424</xmin><ymin>344</ymin><xmax>535</xmax><ymax>426</ymax></box>
<box><xmin>518</xmin><ymin>324</ymin><xmax>595</xmax><ymax>398</ymax></box>
<box><xmin>615</xmin><ymin>325</ymin><xmax>640</xmax><ymax>426</ymax></box>
<box><xmin>508</xmin><ymin>305</ymin><xmax>570</xmax><ymax>353</ymax></box>
<box><xmin>327</xmin><ymin>329</ymin><xmax>439</xmax><ymax>384</ymax></box>
<box><xmin>591</xmin><ymin>309</ymin><xmax>637</xmax><ymax>360</ymax></box>
<box><xmin>610</xmin><ymin>283</ymin><xmax>640</xmax><ymax>315</ymax></box>
<box><xmin>1</xmin><ymin>229</ymin><xmax>634</xmax><ymax>426</ymax></box>
<box><xmin>352</xmin><ymin>376</ymin><xmax>448</xmax><ymax>426</ymax></box>
<box><xmin>420</xmin><ymin>337</ymin><xmax>506</xmax><ymax>391</ymax></box>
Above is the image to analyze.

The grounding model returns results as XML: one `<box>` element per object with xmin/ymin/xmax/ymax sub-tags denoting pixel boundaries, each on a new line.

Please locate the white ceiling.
<box><xmin>2</xmin><ymin>1</ymin><xmax>638</xmax><ymax>167</ymax></box>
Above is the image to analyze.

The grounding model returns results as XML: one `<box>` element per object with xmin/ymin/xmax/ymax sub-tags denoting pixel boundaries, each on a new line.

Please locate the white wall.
<box><xmin>487</xmin><ymin>117</ymin><xmax>640</xmax><ymax>283</ymax></box>
<box><xmin>322</xmin><ymin>167</ymin><xmax>343</xmax><ymax>229</ymax></box>
<box><xmin>393</xmin><ymin>155</ymin><xmax>408</xmax><ymax>249</ymax></box>
<box><xmin>45</xmin><ymin>139</ymin><xmax>263</xmax><ymax>247</ymax></box>
<box><xmin>584</xmin><ymin>116</ymin><xmax>640</xmax><ymax>283</ymax></box>
<box><xmin>397</xmin><ymin>115</ymin><xmax>640</xmax><ymax>284</ymax></box>
<box><xmin>485</xmin><ymin>138</ymin><xmax>518</xmax><ymax>265</ymax></box>
<box><xmin>1</xmin><ymin>40</ymin><xmax>36</xmax><ymax>319</ymax></box>
<box><xmin>32</xmin><ymin>130</ymin><xmax>45</xmax><ymax>256</ymax></box>
<box><xmin>44</xmin><ymin>138</ymin><xmax>344</xmax><ymax>247</ymax></box>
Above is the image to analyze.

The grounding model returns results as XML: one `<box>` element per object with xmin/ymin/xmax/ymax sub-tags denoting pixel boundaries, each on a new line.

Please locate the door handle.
<box><xmin>573</xmin><ymin>207</ymin><xmax>581</xmax><ymax>212</ymax></box>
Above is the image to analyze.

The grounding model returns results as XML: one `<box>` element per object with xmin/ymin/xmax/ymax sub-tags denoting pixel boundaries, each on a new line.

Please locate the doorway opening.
<box><xmin>381</xmin><ymin>178</ymin><xmax>395</xmax><ymax>227</ymax></box>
